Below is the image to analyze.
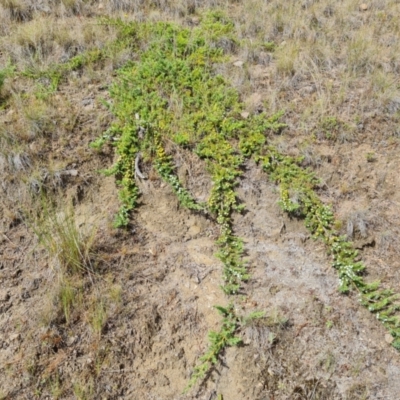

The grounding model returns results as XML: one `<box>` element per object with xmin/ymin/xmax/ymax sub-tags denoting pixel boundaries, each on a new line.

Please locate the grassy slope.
<box><xmin>2</xmin><ymin>0</ymin><xmax>400</xmax><ymax>398</ymax></box>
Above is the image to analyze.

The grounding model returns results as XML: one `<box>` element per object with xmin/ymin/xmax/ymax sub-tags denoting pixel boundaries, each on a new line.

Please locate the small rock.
<box><xmin>299</xmin><ymin>85</ymin><xmax>317</xmax><ymax>95</ymax></box>
<box><xmin>359</xmin><ymin>3</ymin><xmax>368</xmax><ymax>11</ymax></box>
<box><xmin>188</xmin><ymin>17</ymin><xmax>200</xmax><ymax>25</ymax></box>
<box><xmin>258</xmin><ymin>51</ymin><xmax>271</xmax><ymax>65</ymax></box>
<box><xmin>98</xmin><ymin>3</ymin><xmax>104</xmax><ymax>10</ymax></box>
<box><xmin>243</xmin><ymin>337</ymin><xmax>251</xmax><ymax>345</ymax></box>
<box><xmin>0</xmin><ymin>290</ymin><xmax>10</xmax><ymax>302</ymax></box>
<box><xmin>11</xmin><ymin>269</ymin><xmax>21</xmax><ymax>278</ymax></box>
<box><xmin>81</xmin><ymin>98</ymin><xmax>93</xmax><ymax>107</ymax></box>
<box><xmin>29</xmin><ymin>142</ymin><xmax>38</xmax><ymax>152</ymax></box>
<box><xmin>158</xmin><ymin>374</ymin><xmax>170</xmax><ymax>387</ymax></box>
<box><xmin>385</xmin><ymin>333</ymin><xmax>394</xmax><ymax>344</ymax></box>
<box><xmin>31</xmin><ymin>278</ymin><xmax>40</xmax><ymax>291</ymax></box>
<box><xmin>233</xmin><ymin>60</ymin><xmax>244</xmax><ymax>67</ymax></box>
<box><xmin>40</xmin><ymin>5</ymin><xmax>50</xmax><ymax>13</ymax></box>
<box><xmin>245</xmin><ymin>92</ymin><xmax>263</xmax><ymax>112</ymax></box>
<box><xmin>21</xmin><ymin>290</ymin><xmax>30</xmax><ymax>300</ymax></box>
<box><xmin>187</xmin><ymin>224</ymin><xmax>201</xmax><ymax>236</ymax></box>
<box><xmin>4</xmin><ymin>110</ymin><xmax>15</xmax><ymax>123</ymax></box>
<box><xmin>241</xmin><ymin>111</ymin><xmax>250</xmax><ymax>119</ymax></box>
<box><xmin>61</xmin><ymin>169</ymin><xmax>78</xmax><ymax>177</ymax></box>
<box><xmin>10</xmin><ymin>333</ymin><xmax>20</xmax><ymax>342</ymax></box>
<box><xmin>67</xmin><ymin>336</ymin><xmax>76</xmax><ymax>346</ymax></box>
<box><xmin>387</xmin><ymin>97</ymin><xmax>400</xmax><ymax>114</ymax></box>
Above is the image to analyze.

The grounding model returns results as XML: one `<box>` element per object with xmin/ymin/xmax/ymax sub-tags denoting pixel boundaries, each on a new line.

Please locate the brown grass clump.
<box><xmin>0</xmin><ymin>0</ymin><xmax>32</xmax><ymax>22</ymax></box>
<box><xmin>2</xmin><ymin>17</ymin><xmax>117</xmax><ymax>70</ymax></box>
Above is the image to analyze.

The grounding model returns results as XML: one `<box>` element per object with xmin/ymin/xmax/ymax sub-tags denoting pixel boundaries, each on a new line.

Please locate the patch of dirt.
<box><xmin>2</xmin><ymin>158</ymin><xmax>400</xmax><ymax>399</ymax></box>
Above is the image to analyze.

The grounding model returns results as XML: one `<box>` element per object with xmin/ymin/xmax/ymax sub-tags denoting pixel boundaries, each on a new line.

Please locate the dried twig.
<box><xmin>135</xmin><ymin>152</ymin><xmax>147</xmax><ymax>180</ymax></box>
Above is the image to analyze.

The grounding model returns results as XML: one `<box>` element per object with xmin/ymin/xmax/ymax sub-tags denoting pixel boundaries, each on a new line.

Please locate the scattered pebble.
<box><xmin>9</xmin><ymin>333</ymin><xmax>20</xmax><ymax>342</ymax></box>
<box><xmin>233</xmin><ymin>60</ymin><xmax>244</xmax><ymax>67</ymax></box>
<box><xmin>0</xmin><ymin>290</ymin><xmax>10</xmax><ymax>302</ymax></box>
<box><xmin>385</xmin><ymin>333</ymin><xmax>394</xmax><ymax>344</ymax></box>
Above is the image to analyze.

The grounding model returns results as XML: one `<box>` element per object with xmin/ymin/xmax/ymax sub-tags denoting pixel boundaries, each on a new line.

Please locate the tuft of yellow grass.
<box><xmin>33</xmin><ymin>200</ymin><xmax>97</xmax><ymax>275</ymax></box>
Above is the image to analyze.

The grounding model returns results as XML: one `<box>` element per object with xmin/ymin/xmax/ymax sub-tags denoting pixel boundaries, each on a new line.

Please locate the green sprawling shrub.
<box><xmin>91</xmin><ymin>12</ymin><xmax>400</xmax><ymax>391</ymax></box>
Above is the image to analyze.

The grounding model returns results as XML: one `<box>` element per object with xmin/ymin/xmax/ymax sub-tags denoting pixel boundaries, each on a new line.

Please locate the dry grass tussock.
<box><xmin>1</xmin><ymin>16</ymin><xmax>118</xmax><ymax>70</ymax></box>
<box><xmin>230</xmin><ymin>0</ymin><xmax>400</xmax><ymax>131</ymax></box>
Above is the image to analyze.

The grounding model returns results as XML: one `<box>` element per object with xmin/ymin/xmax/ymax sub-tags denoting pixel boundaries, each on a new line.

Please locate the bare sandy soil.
<box><xmin>2</xmin><ymin>149</ymin><xmax>400</xmax><ymax>399</ymax></box>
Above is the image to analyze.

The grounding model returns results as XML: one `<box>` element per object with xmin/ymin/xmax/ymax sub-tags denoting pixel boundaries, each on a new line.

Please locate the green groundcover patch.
<box><xmin>90</xmin><ymin>12</ymin><xmax>400</xmax><ymax>390</ymax></box>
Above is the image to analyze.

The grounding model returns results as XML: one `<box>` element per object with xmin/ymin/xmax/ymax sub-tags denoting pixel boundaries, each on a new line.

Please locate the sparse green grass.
<box><xmin>57</xmin><ymin>276</ymin><xmax>87</xmax><ymax>324</ymax></box>
<box><xmin>73</xmin><ymin>378</ymin><xmax>94</xmax><ymax>400</ymax></box>
<box><xmin>0</xmin><ymin>69</ymin><xmax>6</xmax><ymax>92</ymax></box>
<box><xmin>32</xmin><ymin>199</ymin><xmax>97</xmax><ymax>275</ymax></box>
<box><xmin>0</xmin><ymin>64</ymin><xmax>14</xmax><ymax>106</ymax></box>
<box><xmin>48</xmin><ymin>374</ymin><xmax>63</xmax><ymax>399</ymax></box>
<box><xmin>90</xmin><ymin>300</ymin><xmax>107</xmax><ymax>337</ymax></box>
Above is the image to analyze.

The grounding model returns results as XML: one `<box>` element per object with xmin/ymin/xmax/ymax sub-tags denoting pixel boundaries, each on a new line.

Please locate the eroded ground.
<box><xmin>2</xmin><ymin>162</ymin><xmax>400</xmax><ymax>399</ymax></box>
